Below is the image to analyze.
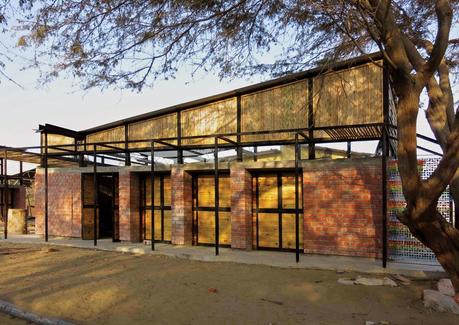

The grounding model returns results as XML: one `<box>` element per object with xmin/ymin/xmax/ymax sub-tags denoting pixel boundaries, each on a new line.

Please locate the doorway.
<box><xmin>82</xmin><ymin>173</ymin><xmax>119</xmax><ymax>240</ymax></box>
<box><xmin>253</xmin><ymin>172</ymin><xmax>303</xmax><ymax>251</ymax></box>
<box><xmin>192</xmin><ymin>173</ymin><xmax>231</xmax><ymax>246</ymax></box>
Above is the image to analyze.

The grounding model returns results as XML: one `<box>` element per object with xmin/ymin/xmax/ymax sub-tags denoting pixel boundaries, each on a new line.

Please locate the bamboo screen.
<box><xmin>241</xmin><ymin>80</ymin><xmax>308</xmax><ymax>142</ymax></box>
<box><xmin>42</xmin><ymin>133</ymin><xmax>75</xmax><ymax>153</ymax></box>
<box><xmin>86</xmin><ymin>125</ymin><xmax>125</xmax><ymax>150</ymax></box>
<box><xmin>180</xmin><ymin>98</ymin><xmax>237</xmax><ymax>145</ymax></box>
<box><xmin>128</xmin><ymin>113</ymin><xmax>177</xmax><ymax>149</ymax></box>
<box><xmin>313</xmin><ymin>62</ymin><xmax>383</xmax><ymax>138</ymax></box>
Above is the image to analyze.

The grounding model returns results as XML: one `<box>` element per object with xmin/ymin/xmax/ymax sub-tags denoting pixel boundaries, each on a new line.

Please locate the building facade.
<box><xmin>3</xmin><ymin>53</ymin><xmax>398</xmax><ymax>262</ymax></box>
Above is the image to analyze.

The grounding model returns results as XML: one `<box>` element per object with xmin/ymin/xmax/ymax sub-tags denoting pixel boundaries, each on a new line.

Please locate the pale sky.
<box><xmin>0</xmin><ymin>33</ymin><xmax>448</xmax><ymax>174</ymax></box>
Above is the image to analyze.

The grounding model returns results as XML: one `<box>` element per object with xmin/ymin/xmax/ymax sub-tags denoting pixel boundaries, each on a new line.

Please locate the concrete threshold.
<box><xmin>2</xmin><ymin>235</ymin><xmax>445</xmax><ymax>279</ymax></box>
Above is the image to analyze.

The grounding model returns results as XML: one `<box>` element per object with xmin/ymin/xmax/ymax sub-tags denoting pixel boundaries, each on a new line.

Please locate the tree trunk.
<box><xmin>401</xmin><ymin>206</ymin><xmax>459</xmax><ymax>294</ymax></box>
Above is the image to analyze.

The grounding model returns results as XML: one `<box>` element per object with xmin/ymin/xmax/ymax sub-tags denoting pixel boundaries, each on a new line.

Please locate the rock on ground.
<box><xmin>355</xmin><ymin>276</ymin><xmax>384</xmax><ymax>286</ymax></box>
<box><xmin>393</xmin><ymin>274</ymin><xmax>411</xmax><ymax>286</ymax></box>
<box><xmin>382</xmin><ymin>277</ymin><xmax>398</xmax><ymax>287</ymax></box>
<box><xmin>423</xmin><ymin>289</ymin><xmax>459</xmax><ymax>315</ymax></box>
<box><xmin>437</xmin><ymin>279</ymin><xmax>455</xmax><ymax>297</ymax></box>
<box><xmin>337</xmin><ymin>278</ymin><xmax>355</xmax><ymax>285</ymax></box>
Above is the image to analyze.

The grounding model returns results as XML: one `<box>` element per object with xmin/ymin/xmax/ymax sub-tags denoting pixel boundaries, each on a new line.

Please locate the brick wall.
<box><xmin>34</xmin><ymin>169</ymin><xmax>82</xmax><ymax>237</ymax></box>
<box><xmin>119</xmin><ymin>170</ymin><xmax>141</xmax><ymax>242</ymax></box>
<box><xmin>230</xmin><ymin>164</ymin><xmax>252</xmax><ymax>250</ymax></box>
<box><xmin>171</xmin><ymin>166</ymin><xmax>193</xmax><ymax>245</ymax></box>
<box><xmin>302</xmin><ymin>158</ymin><xmax>383</xmax><ymax>258</ymax></box>
<box><xmin>13</xmin><ymin>187</ymin><xmax>27</xmax><ymax>210</ymax></box>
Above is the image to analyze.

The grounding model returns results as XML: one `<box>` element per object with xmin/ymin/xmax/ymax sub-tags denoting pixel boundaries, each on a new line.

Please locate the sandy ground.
<box><xmin>0</xmin><ymin>242</ymin><xmax>457</xmax><ymax>325</ymax></box>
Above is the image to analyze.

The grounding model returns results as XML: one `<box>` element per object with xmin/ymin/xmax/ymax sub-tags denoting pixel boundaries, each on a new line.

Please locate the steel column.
<box><xmin>382</xmin><ymin>61</ymin><xmax>389</xmax><ymax>268</ymax></box>
<box><xmin>124</xmin><ymin>124</ymin><xmax>131</xmax><ymax>166</ymax></box>
<box><xmin>44</xmin><ymin>133</ymin><xmax>48</xmax><ymax>242</ymax></box>
<box><xmin>347</xmin><ymin>142</ymin><xmax>351</xmax><ymax>158</ymax></box>
<box><xmin>111</xmin><ymin>172</ymin><xmax>117</xmax><ymax>242</ymax></box>
<box><xmin>177</xmin><ymin>112</ymin><xmax>183</xmax><ymax>164</ymax></box>
<box><xmin>19</xmin><ymin>161</ymin><xmax>23</xmax><ymax>186</ymax></box>
<box><xmin>236</xmin><ymin>95</ymin><xmax>242</xmax><ymax>161</ymax></box>
<box><xmin>150</xmin><ymin>141</ymin><xmax>155</xmax><ymax>251</ymax></box>
<box><xmin>3</xmin><ymin>150</ymin><xmax>7</xmax><ymax>239</ymax></box>
<box><xmin>294</xmin><ymin>134</ymin><xmax>300</xmax><ymax>263</ymax></box>
<box><xmin>0</xmin><ymin>158</ymin><xmax>3</xmax><ymax>226</ymax></box>
<box><xmin>214</xmin><ymin>137</ymin><xmax>219</xmax><ymax>256</ymax></box>
<box><xmin>381</xmin><ymin>127</ymin><xmax>388</xmax><ymax>268</ymax></box>
<box><xmin>93</xmin><ymin>145</ymin><xmax>98</xmax><ymax>246</ymax></box>
<box><xmin>308</xmin><ymin>78</ymin><xmax>315</xmax><ymax>160</ymax></box>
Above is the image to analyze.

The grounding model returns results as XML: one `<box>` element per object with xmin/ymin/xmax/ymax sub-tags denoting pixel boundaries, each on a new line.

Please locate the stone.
<box><xmin>423</xmin><ymin>289</ymin><xmax>459</xmax><ymax>314</ymax></box>
<box><xmin>42</xmin><ymin>247</ymin><xmax>59</xmax><ymax>253</ymax></box>
<box><xmin>437</xmin><ymin>279</ymin><xmax>455</xmax><ymax>297</ymax></box>
<box><xmin>207</xmin><ymin>287</ymin><xmax>218</xmax><ymax>294</ymax></box>
<box><xmin>338</xmin><ymin>278</ymin><xmax>355</xmax><ymax>285</ymax></box>
<box><xmin>355</xmin><ymin>276</ymin><xmax>384</xmax><ymax>286</ymax></box>
<box><xmin>393</xmin><ymin>274</ymin><xmax>411</xmax><ymax>286</ymax></box>
<box><xmin>382</xmin><ymin>277</ymin><xmax>398</xmax><ymax>287</ymax></box>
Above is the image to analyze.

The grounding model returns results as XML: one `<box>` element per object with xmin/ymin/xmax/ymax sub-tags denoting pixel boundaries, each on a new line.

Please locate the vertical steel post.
<box><xmin>214</xmin><ymin>137</ymin><xmax>219</xmax><ymax>256</ymax></box>
<box><xmin>124</xmin><ymin>124</ymin><xmax>131</xmax><ymax>166</ymax></box>
<box><xmin>294</xmin><ymin>134</ymin><xmax>300</xmax><ymax>263</ymax></box>
<box><xmin>150</xmin><ymin>141</ymin><xmax>155</xmax><ymax>251</ymax></box>
<box><xmin>381</xmin><ymin>127</ymin><xmax>388</xmax><ymax>268</ymax></box>
<box><xmin>19</xmin><ymin>161</ymin><xmax>23</xmax><ymax>186</ymax></box>
<box><xmin>3</xmin><ymin>151</ymin><xmax>7</xmax><ymax>239</ymax></box>
<box><xmin>111</xmin><ymin>172</ymin><xmax>116</xmax><ymax>242</ymax></box>
<box><xmin>253</xmin><ymin>146</ymin><xmax>257</xmax><ymax>162</ymax></box>
<box><xmin>177</xmin><ymin>112</ymin><xmax>184</xmax><ymax>164</ymax></box>
<box><xmin>93</xmin><ymin>145</ymin><xmax>98</xmax><ymax>246</ymax></box>
<box><xmin>44</xmin><ymin>133</ymin><xmax>49</xmax><ymax>242</ymax></box>
<box><xmin>382</xmin><ymin>61</ymin><xmax>389</xmax><ymax>268</ymax></box>
<box><xmin>0</xmin><ymin>158</ymin><xmax>3</xmax><ymax>227</ymax></box>
<box><xmin>236</xmin><ymin>95</ymin><xmax>243</xmax><ymax>162</ymax></box>
<box><xmin>308</xmin><ymin>78</ymin><xmax>315</xmax><ymax>160</ymax></box>
<box><xmin>347</xmin><ymin>142</ymin><xmax>351</xmax><ymax>158</ymax></box>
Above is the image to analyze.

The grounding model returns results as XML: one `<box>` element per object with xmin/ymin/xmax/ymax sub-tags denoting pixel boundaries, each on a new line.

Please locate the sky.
<box><xmin>0</xmin><ymin>29</ymin><xmax>449</xmax><ymax>174</ymax></box>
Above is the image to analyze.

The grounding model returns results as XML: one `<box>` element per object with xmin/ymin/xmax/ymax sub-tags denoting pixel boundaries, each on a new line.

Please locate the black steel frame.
<box><xmin>3</xmin><ymin>123</ymin><xmax>394</xmax><ymax>264</ymax></box>
<box><xmin>252</xmin><ymin>171</ymin><xmax>304</xmax><ymax>255</ymax></box>
<box><xmin>191</xmin><ymin>171</ymin><xmax>231</xmax><ymax>251</ymax></box>
<box><xmin>81</xmin><ymin>170</ymin><xmax>119</xmax><ymax>244</ymax></box>
<box><xmin>2</xmin><ymin>55</ymin><xmax>429</xmax><ymax>265</ymax></box>
<box><xmin>140</xmin><ymin>172</ymin><xmax>172</xmax><ymax>244</ymax></box>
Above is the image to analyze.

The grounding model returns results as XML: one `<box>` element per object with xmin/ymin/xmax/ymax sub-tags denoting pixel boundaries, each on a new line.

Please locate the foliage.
<box><xmin>12</xmin><ymin>1</ymin><xmax>455</xmax><ymax>91</ymax></box>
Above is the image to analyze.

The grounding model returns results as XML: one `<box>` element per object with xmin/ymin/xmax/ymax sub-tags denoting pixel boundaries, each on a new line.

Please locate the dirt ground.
<box><xmin>0</xmin><ymin>243</ymin><xmax>457</xmax><ymax>325</ymax></box>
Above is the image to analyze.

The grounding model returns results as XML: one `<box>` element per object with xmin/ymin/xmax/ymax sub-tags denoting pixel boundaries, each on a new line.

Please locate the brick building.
<box><xmin>1</xmin><ymin>53</ymin><xmax>399</xmax><ymax>263</ymax></box>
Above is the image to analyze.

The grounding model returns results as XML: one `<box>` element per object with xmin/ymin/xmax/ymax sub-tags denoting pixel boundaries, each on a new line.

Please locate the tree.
<box><xmin>11</xmin><ymin>0</ymin><xmax>459</xmax><ymax>299</ymax></box>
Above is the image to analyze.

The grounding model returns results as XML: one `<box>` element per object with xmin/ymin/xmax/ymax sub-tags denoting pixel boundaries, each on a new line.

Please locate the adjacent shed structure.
<box><xmin>1</xmin><ymin>53</ymin><xmax>411</xmax><ymax>266</ymax></box>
